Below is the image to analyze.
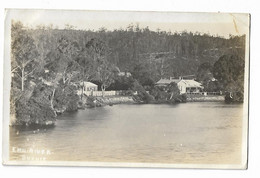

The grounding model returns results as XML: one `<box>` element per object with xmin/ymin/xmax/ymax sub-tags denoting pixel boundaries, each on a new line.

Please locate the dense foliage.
<box><xmin>10</xmin><ymin>21</ymin><xmax>246</xmax><ymax>125</ymax></box>
<box><xmin>149</xmin><ymin>82</ymin><xmax>187</xmax><ymax>103</ymax></box>
<box><xmin>14</xmin><ymin>83</ymin><xmax>56</xmax><ymax>125</ymax></box>
<box><xmin>26</xmin><ymin>23</ymin><xmax>245</xmax><ymax>83</ymax></box>
<box><xmin>213</xmin><ymin>54</ymin><xmax>245</xmax><ymax>102</ymax></box>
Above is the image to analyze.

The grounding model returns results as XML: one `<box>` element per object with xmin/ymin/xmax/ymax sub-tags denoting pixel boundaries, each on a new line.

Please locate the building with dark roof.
<box><xmin>156</xmin><ymin>77</ymin><xmax>204</xmax><ymax>94</ymax></box>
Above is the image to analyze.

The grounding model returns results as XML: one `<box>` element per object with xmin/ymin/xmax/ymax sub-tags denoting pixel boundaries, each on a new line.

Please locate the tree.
<box><xmin>167</xmin><ymin>82</ymin><xmax>180</xmax><ymax>100</ymax></box>
<box><xmin>149</xmin><ymin>86</ymin><xmax>168</xmax><ymax>102</ymax></box>
<box><xmin>131</xmin><ymin>80</ymin><xmax>155</xmax><ymax>103</ymax></box>
<box><xmin>44</xmin><ymin>37</ymin><xmax>82</xmax><ymax>84</ymax></box>
<box><xmin>149</xmin><ymin>82</ymin><xmax>182</xmax><ymax>103</ymax></box>
<box><xmin>33</xmin><ymin>25</ymin><xmax>55</xmax><ymax>72</ymax></box>
<box><xmin>107</xmin><ymin>75</ymin><xmax>135</xmax><ymax>91</ymax></box>
<box><xmin>43</xmin><ymin>37</ymin><xmax>82</xmax><ymax>114</ymax></box>
<box><xmin>196</xmin><ymin>62</ymin><xmax>212</xmax><ymax>81</ymax></box>
<box><xmin>74</xmin><ymin>41</ymin><xmax>98</xmax><ymax>98</ymax></box>
<box><xmin>85</xmin><ymin>38</ymin><xmax>116</xmax><ymax>96</ymax></box>
<box><xmin>213</xmin><ymin>54</ymin><xmax>245</xmax><ymax>102</ymax></box>
<box><xmin>97</xmin><ymin>62</ymin><xmax>116</xmax><ymax>96</ymax></box>
<box><xmin>56</xmin><ymin>37</ymin><xmax>81</xmax><ymax>84</ymax></box>
<box><xmin>14</xmin><ymin>83</ymin><xmax>57</xmax><ymax>125</ymax></box>
<box><xmin>11</xmin><ymin>21</ymin><xmax>39</xmax><ymax>91</ymax></box>
<box><xmin>131</xmin><ymin>62</ymin><xmax>154</xmax><ymax>87</ymax></box>
<box><xmin>196</xmin><ymin>62</ymin><xmax>214</xmax><ymax>90</ymax></box>
<box><xmin>85</xmin><ymin>38</ymin><xmax>108</xmax><ymax>63</ymax></box>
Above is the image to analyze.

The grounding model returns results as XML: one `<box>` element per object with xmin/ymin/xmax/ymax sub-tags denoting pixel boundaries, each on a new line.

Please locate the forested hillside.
<box><xmin>25</xmin><ymin>22</ymin><xmax>245</xmax><ymax>82</ymax></box>
<box><xmin>10</xmin><ymin>21</ymin><xmax>246</xmax><ymax>125</ymax></box>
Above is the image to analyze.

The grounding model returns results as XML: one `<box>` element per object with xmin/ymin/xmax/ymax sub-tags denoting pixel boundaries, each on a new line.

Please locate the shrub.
<box><xmin>15</xmin><ymin>84</ymin><xmax>56</xmax><ymax>125</ymax></box>
<box><xmin>131</xmin><ymin>80</ymin><xmax>155</xmax><ymax>103</ymax></box>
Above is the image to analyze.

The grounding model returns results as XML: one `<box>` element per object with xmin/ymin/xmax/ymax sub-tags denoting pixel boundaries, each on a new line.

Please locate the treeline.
<box><xmin>27</xmin><ymin>22</ymin><xmax>245</xmax><ymax>81</ymax></box>
<box><xmin>10</xmin><ymin>21</ymin><xmax>246</xmax><ymax>125</ymax></box>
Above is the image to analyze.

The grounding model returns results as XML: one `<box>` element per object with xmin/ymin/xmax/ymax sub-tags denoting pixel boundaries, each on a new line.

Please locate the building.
<box><xmin>156</xmin><ymin>77</ymin><xmax>204</xmax><ymax>94</ymax></box>
<box><xmin>80</xmin><ymin>81</ymin><xmax>98</xmax><ymax>92</ymax></box>
<box><xmin>77</xmin><ymin>81</ymin><xmax>117</xmax><ymax>96</ymax></box>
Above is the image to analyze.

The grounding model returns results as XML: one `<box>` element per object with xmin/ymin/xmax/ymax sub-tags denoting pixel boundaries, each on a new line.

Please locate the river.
<box><xmin>9</xmin><ymin>102</ymin><xmax>244</xmax><ymax>165</ymax></box>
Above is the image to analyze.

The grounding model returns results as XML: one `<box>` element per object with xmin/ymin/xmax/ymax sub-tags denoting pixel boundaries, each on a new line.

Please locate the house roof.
<box><xmin>179</xmin><ymin>80</ymin><xmax>203</xmax><ymax>88</ymax></box>
<box><xmin>156</xmin><ymin>78</ymin><xmax>181</xmax><ymax>85</ymax></box>
<box><xmin>80</xmin><ymin>82</ymin><xmax>98</xmax><ymax>87</ymax></box>
<box><xmin>156</xmin><ymin>78</ymin><xmax>203</xmax><ymax>88</ymax></box>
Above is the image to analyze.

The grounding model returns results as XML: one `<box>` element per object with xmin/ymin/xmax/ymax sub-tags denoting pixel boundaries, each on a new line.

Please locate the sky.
<box><xmin>5</xmin><ymin>9</ymin><xmax>249</xmax><ymax>38</ymax></box>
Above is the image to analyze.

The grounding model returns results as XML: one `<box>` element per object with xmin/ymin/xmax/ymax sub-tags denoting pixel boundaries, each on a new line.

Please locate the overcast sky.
<box><xmin>5</xmin><ymin>9</ymin><xmax>249</xmax><ymax>38</ymax></box>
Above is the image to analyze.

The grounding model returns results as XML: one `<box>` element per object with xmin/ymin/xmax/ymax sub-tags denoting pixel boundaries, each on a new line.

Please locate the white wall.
<box><xmin>177</xmin><ymin>82</ymin><xmax>186</xmax><ymax>94</ymax></box>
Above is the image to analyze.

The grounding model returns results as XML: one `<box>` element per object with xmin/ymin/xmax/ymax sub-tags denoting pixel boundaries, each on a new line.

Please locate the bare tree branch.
<box><xmin>23</xmin><ymin>59</ymin><xmax>34</xmax><ymax>67</ymax></box>
<box><xmin>11</xmin><ymin>66</ymin><xmax>21</xmax><ymax>73</ymax></box>
<box><xmin>15</xmin><ymin>72</ymin><xmax>22</xmax><ymax>79</ymax></box>
<box><xmin>24</xmin><ymin>67</ymin><xmax>36</xmax><ymax>77</ymax></box>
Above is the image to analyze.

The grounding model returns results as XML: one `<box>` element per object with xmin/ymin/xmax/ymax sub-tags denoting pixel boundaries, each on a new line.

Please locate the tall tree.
<box><xmin>43</xmin><ymin>37</ymin><xmax>81</xmax><ymax>114</ymax></box>
<box><xmin>45</xmin><ymin>37</ymin><xmax>81</xmax><ymax>85</ymax></box>
<box><xmin>97</xmin><ymin>62</ymin><xmax>116</xmax><ymax>96</ymax></box>
<box><xmin>85</xmin><ymin>38</ymin><xmax>116</xmax><ymax>96</ymax></box>
<box><xmin>11</xmin><ymin>21</ymin><xmax>39</xmax><ymax>91</ymax></box>
<box><xmin>74</xmin><ymin>46</ymin><xmax>96</xmax><ymax>98</ymax></box>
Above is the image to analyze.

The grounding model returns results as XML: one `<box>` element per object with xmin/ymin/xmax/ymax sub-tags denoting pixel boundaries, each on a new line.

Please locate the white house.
<box><xmin>156</xmin><ymin>77</ymin><xmax>204</xmax><ymax>94</ymax></box>
<box><xmin>77</xmin><ymin>81</ymin><xmax>117</xmax><ymax>96</ymax></box>
<box><xmin>177</xmin><ymin>80</ymin><xmax>204</xmax><ymax>94</ymax></box>
<box><xmin>79</xmin><ymin>81</ymin><xmax>98</xmax><ymax>92</ymax></box>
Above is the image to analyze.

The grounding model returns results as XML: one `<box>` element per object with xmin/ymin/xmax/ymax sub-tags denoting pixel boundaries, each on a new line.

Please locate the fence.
<box><xmin>186</xmin><ymin>92</ymin><xmax>222</xmax><ymax>96</ymax></box>
<box><xmin>77</xmin><ymin>90</ymin><xmax>115</xmax><ymax>96</ymax></box>
<box><xmin>77</xmin><ymin>90</ymin><xmax>222</xmax><ymax>97</ymax></box>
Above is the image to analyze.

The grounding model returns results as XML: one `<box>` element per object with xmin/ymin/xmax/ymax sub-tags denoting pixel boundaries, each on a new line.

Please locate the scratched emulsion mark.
<box><xmin>230</xmin><ymin>14</ymin><xmax>239</xmax><ymax>34</ymax></box>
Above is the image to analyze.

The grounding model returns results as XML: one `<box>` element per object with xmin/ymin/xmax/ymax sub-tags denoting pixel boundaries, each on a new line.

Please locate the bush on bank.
<box><xmin>14</xmin><ymin>84</ymin><xmax>56</xmax><ymax>126</ymax></box>
<box><xmin>12</xmin><ymin>82</ymin><xmax>80</xmax><ymax>126</ymax></box>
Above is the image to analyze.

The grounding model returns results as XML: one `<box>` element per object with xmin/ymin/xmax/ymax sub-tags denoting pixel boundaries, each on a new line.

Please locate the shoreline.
<box><xmin>186</xmin><ymin>95</ymin><xmax>225</xmax><ymax>102</ymax></box>
<box><xmin>10</xmin><ymin>95</ymin><xmax>227</xmax><ymax>127</ymax></box>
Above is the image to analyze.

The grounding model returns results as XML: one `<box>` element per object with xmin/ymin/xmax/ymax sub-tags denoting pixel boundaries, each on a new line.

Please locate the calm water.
<box><xmin>9</xmin><ymin>102</ymin><xmax>243</xmax><ymax>164</ymax></box>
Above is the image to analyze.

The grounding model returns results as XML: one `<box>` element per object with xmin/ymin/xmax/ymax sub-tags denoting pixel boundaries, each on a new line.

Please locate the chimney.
<box><xmin>179</xmin><ymin>76</ymin><xmax>183</xmax><ymax>80</ymax></box>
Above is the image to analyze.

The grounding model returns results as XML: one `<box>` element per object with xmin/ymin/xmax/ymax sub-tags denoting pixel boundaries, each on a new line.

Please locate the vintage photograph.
<box><xmin>3</xmin><ymin>9</ymin><xmax>249</xmax><ymax>169</ymax></box>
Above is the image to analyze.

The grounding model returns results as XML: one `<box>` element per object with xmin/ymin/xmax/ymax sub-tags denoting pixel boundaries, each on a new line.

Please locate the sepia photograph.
<box><xmin>2</xmin><ymin>9</ymin><xmax>250</xmax><ymax>169</ymax></box>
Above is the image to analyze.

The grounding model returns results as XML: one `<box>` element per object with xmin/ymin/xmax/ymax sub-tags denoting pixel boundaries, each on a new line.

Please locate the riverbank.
<box><xmin>187</xmin><ymin>95</ymin><xmax>225</xmax><ymax>102</ymax></box>
<box><xmin>83</xmin><ymin>95</ymin><xmax>135</xmax><ymax>108</ymax></box>
<box><xmin>96</xmin><ymin>96</ymin><xmax>135</xmax><ymax>105</ymax></box>
<box><xmin>10</xmin><ymin>94</ymin><xmax>225</xmax><ymax>127</ymax></box>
